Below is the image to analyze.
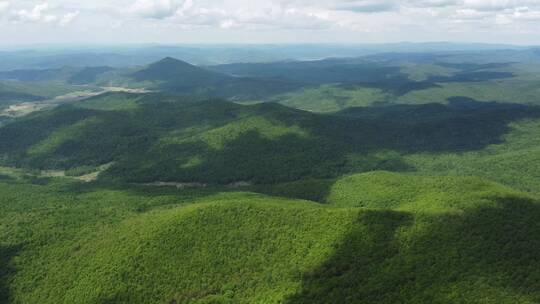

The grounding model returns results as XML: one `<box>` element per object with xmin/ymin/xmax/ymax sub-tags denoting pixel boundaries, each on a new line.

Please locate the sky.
<box><xmin>1</xmin><ymin>0</ymin><xmax>540</xmax><ymax>45</ymax></box>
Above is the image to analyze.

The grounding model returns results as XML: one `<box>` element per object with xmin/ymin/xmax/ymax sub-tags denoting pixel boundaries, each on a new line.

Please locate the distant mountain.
<box><xmin>0</xmin><ymin>66</ymin><xmax>115</xmax><ymax>84</ymax></box>
<box><xmin>128</xmin><ymin>57</ymin><xmax>298</xmax><ymax>99</ymax></box>
<box><xmin>68</xmin><ymin>66</ymin><xmax>116</xmax><ymax>85</ymax></box>
<box><xmin>0</xmin><ymin>68</ymin><xmax>72</xmax><ymax>82</ymax></box>
<box><xmin>0</xmin><ymin>43</ymin><xmax>533</xmax><ymax>71</ymax></box>
<box><xmin>132</xmin><ymin>57</ymin><xmax>232</xmax><ymax>89</ymax></box>
<box><xmin>209</xmin><ymin>58</ymin><xmax>406</xmax><ymax>85</ymax></box>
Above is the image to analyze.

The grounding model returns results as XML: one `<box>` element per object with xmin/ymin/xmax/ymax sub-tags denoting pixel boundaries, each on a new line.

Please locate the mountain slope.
<box><xmin>133</xmin><ymin>57</ymin><xmax>231</xmax><ymax>90</ymax></box>
<box><xmin>127</xmin><ymin>57</ymin><xmax>298</xmax><ymax>99</ymax></box>
<box><xmin>2</xmin><ymin>172</ymin><xmax>540</xmax><ymax>303</ymax></box>
<box><xmin>1</xmin><ymin>93</ymin><xmax>540</xmax><ymax>188</ymax></box>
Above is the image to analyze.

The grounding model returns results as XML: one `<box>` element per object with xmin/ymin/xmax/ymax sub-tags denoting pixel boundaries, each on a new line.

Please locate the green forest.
<box><xmin>2</xmin><ymin>47</ymin><xmax>540</xmax><ymax>303</ymax></box>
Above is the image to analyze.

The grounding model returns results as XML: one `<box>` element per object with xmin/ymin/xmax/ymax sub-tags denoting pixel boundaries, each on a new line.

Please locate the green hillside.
<box><xmin>133</xmin><ymin>57</ymin><xmax>230</xmax><ymax>88</ymax></box>
<box><xmin>1</xmin><ymin>171</ymin><xmax>539</xmax><ymax>303</ymax></box>
<box><xmin>2</xmin><ymin>51</ymin><xmax>540</xmax><ymax>304</ymax></box>
<box><xmin>215</xmin><ymin>55</ymin><xmax>540</xmax><ymax>112</ymax></box>
<box><xmin>0</xmin><ymin>93</ymin><xmax>539</xmax><ymax>191</ymax></box>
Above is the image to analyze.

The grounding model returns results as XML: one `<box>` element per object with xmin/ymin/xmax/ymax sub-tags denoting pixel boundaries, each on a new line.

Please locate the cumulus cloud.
<box><xmin>59</xmin><ymin>10</ymin><xmax>79</xmax><ymax>26</ymax></box>
<box><xmin>129</xmin><ymin>0</ymin><xmax>184</xmax><ymax>19</ymax></box>
<box><xmin>3</xmin><ymin>0</ymin><xmax>540</xmax><ymax>44</ymax></box>
<box><xmin>127</xmin><ymin>0</ymin><xmax>332</xmax><ymax>30</ymax></box>
<box><xmin>121</xmin><ymin>0</ymin><xmax>540</xmax><ymax>33</ymax></box>
<box><xmin>13</xmin><ymin>2</ymin><xmax>50</xmax><ymax>22</ymax></box>
<box><xmin>9</xmin><ymin>2</ymin><xmax>79</xmax><ymax>26</ymax></box>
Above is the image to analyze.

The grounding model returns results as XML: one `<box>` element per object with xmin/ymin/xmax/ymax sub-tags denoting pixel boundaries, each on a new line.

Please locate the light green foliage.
<box><xmin>188</xmin><ymin>116</ymin><xmax>310</xmax><ymax>149</ymax></box>
<box><xmin>274</xmin><ymin>85</ymin><xmax>390</xmax><ymax>112</ymax></box>
<box><xmin>27</xmin><ymin>117</ymin><xmax>101</xmax><ymax>156</ymax></box>
<box><xmin>273</xmin><ymin>79</ymin><xmax>540</xmax><ymax>113</ymax></box>
<box><xmin>326</xmin><ymin>171</ymin><xmax>517</xmax><ymax>213</ymax></box>
<box><xmin>399</xmin><ymin>63</ymin><xmax>458</xmax><ymax>82</ymax></box>
<box><xmin>397</xmin><ymin>81</ymin><xmax>540</xmax><ymax>105</ymax></box>
<box><xmin>1</xmin><ymin>172</ymin><xmax>540</xmax><ymax>303</ymax></box>
<box><xmin>405</xmin><ymin>119</ymin><xmax>540</xmax><ymax>193</ymax></box>
<box><xmin>0</xmin><ymin>81</ymin><xmax>88</xmax><ymax>100</ymax></box>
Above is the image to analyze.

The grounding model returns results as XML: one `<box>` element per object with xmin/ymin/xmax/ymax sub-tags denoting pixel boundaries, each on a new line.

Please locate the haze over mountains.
<box><xmin>0</xmin><ymin>42</ymin><xmax>536</xmax><ymax>70</ymax></box>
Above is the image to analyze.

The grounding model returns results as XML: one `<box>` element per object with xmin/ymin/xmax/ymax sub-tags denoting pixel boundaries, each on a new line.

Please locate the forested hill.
<box><xmin>3</xmin><ymin>47</ymin><xmax>540</xmax><ymax>304</ymax></box>
<box><xmin>132</xmin><ymin>57</ymin><xmax>232</xmax><ymax>89</ymax></box>
<box><xmin>0</xmin><ymin>92</ymin><xmax>539</xmax><ymax>189</ymax></box>
<box><xmin>125</xmin><ymin>57</ymin><xmax>298</xmax><ymax>99</ymax></box>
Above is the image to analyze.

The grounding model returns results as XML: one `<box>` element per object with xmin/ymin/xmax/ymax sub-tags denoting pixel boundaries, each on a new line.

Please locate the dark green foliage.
<box><xmin>0</xmin><ymin>82</ymin><xmax>43</xmax><ymax>105</ymax></box>
<box><xmin>0</xmin><ymin>244</ymin><xmax>21</xmax><ymax>304</ymax></box>
<box><xmin>338</xmin><ymin>97</ymin><xmax>540</xmax><ymax>152</ymax></box>
<box><xmin>434</xmin><ymin>62</ymin><xmax>514</xmax><ymax>71</ymax></box>
<box><xmin>210</xmin><ymin>59</ymin><xmax>405</xmax><ymax>85</ymax></box>
<box><xmin>133</xmin><ymin>57</ymin><xmax>229</xmax><ymax>87</ymax></box>
<box><xmin>64</xmin><ymin>165</ymin><xmax>99</xmax><ymax>176</ymax></box>
<box><xmin>251</xmin><ymin>178</ymin><xmax>335</xmax><ymax>203</ymax></box>
<box><xmin>130</xmin><ymin>57</ymin><xmax>298</xmax><ymax>99</ymax></box>
<box><xmin>68</xmin><ymin>66</ymin><xmax>115</xmax><ymax>84</ymax></box>
<box><xmin>0</xmin><ymin>68</ymin><xmax>66</xmax><ymax>82</ymax></box>
<box><xmin>1</xmin><ymin>94</ymin><xmax>539</xmax><ymax>186</ymax></box>
<box><xmin>0</xmin><ymin>80</ymin><xmax>92</xmax><ymax>109</ymax></box>
<box><xmin>0</xmin><ymin>91</ymin><xmax>42</xmax><ymax>104</ymax></box>
<box><xmin>428</xmin><ymin>71</ymin><xmax>514</xmax><ymax>83</ymax></box>
<box><xmin>286</xmin><ymin>197</ymin><xmax>540</xmax><ymax>303</ymax></box>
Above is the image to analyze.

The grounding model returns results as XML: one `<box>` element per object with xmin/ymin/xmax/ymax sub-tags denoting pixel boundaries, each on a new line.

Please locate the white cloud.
<box><xmin>127</xmin><ymin>0</ymin><xmax>333</xmax><ymax>30</ymax></box>
<box><xmin>120</xmin><ymin>0</ymin><xmax>540</xmax><ymax>33</ymax></box>
<box><xmin>14</xmin><ymin>2</ymin><xmax>50</xmax><ymax>22</ymax></box>
<box><xmin>9</xmin><ymin>2</ymin><xmax>79</xmax><ymax>26</ymax></box>
<box><xmin>513</xmin><ymin>6</ymin><xmax>540</xmax><ymax>20</ymax></box>
<box><xmin>454</xmin><ymin>8</ymin><xmax>491</xmax><ymax>19</ymax></box>
<box><xmin>59</xmin><ymin>10</ymin><xmax>79</xmax><ymax>26</ymax></box>
<box><xmin>2</xmin><ymin>0</ymin><xmax>540</xmax><ymax>44</ymax></box>
<box><xmin>130</xmin><ymin>0</ymin><xmax>183</xmax><ymax>19</ymax></box>
<box><xmin>463</xmin><ymin>0</ymin><xmax>540</xmax><ymax>11</ymax></box>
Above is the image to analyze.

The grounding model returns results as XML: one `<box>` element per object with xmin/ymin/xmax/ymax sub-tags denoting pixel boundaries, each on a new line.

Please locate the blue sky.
<box><xmin>1</xmin><ymin>0</ymin><xmax>540</xmax><ymax>45</ymax></box>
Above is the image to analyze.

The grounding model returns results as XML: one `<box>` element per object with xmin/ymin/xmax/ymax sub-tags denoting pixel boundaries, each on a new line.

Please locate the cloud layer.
<box><xmin>3</xmin><ymin>2</ymin><xmax>79</xmax><ymax>26</ymax></box>
<box><xmin>1</xmin><ymin>0</ymin><xmax>540</xmax><ymax>44</ymax></box>
<box><xmin>123</xmin><ymin>0</ymin><xmax>540</xmax><ymax>31</ymax></box>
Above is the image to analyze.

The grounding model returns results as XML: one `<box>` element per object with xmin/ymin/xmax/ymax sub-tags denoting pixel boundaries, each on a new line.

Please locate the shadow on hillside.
<box><xmin>284</xmin><ymin>195</ymin><xmax>540</xmax><ymax>303</ymax></box>
<box><xmin>284</xmin><ymin>210</ymin><xmax>414</xmax><ymax>303</ymax></box>
<box><xmin>0</xmin><ymin>244</ymin><xmax>21</xmax><ymax>304</ymax></box>
<box><xmin>338</xmin><ymin>97</ymin><xmax>540</xmax><ymax>153</ymax></box>
<box><xmin>95</xmin><ymin>97</ymin><xmax>540</xmax><ymax>184</ymax></box>
<box><xmin>338</xmin><ymin>79</ymin><xmax>440</xmax><ymax>96</ymax></box>
<box><xmin>427</xmin><ymin>71</ymin><xmax>514</xmax><ymax>83</ymax></box>
<box><xmin>434</xmin><ymin>62</ymin><xmax>514</xmax><ymax>72</ymax></box>
<box><xmin>250</xmin><ymin>178</ymin><xmax>337</xmax><ymax>203</ymax></box>
<box><xmin>2</xmin><ymin>97</ymin><xmax>540</xmax><ymax>185</ymax></box>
